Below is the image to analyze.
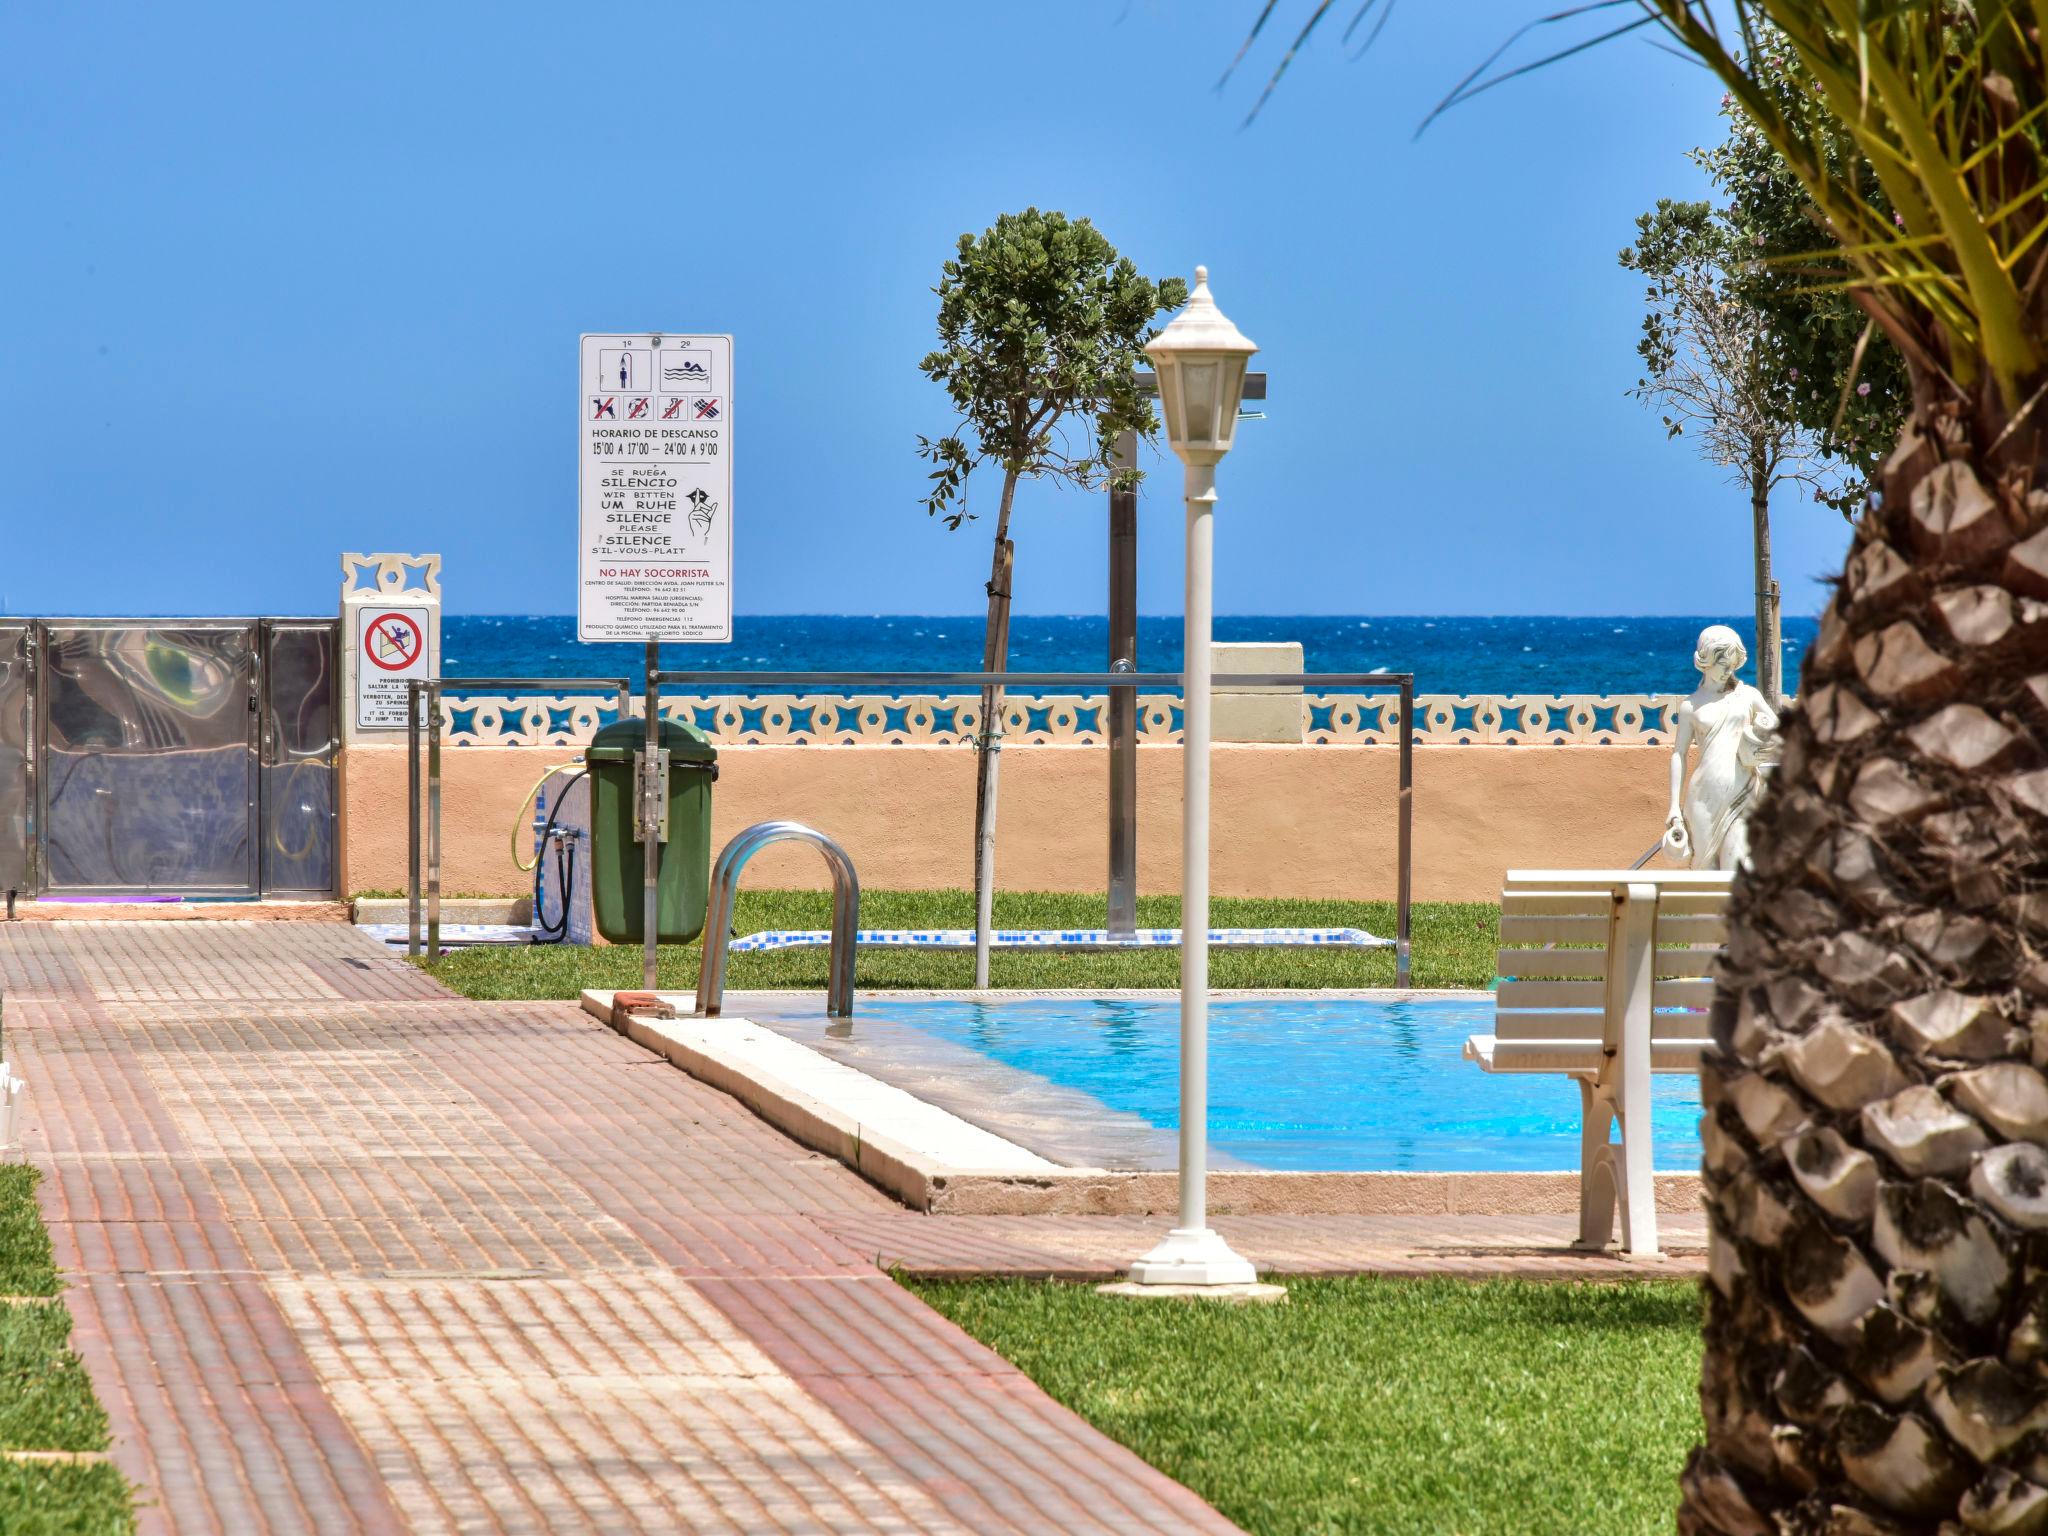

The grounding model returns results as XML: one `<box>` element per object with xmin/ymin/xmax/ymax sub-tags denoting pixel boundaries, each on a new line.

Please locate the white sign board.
<box><xmin>354</xmin><ymin>605</ymin><xmax>432</xmax><ymax>728</ymax></box>
<box><xmin>577</xmin><ymin>332</ymin><xmax>733</xmax><ymax>642</ymax></box>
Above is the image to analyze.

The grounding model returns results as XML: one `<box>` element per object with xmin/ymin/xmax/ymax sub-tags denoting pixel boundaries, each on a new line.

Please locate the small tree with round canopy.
<box><xmin>918</xmin><ymin>209</ymin><xmax>1184</xmax><ymax>984</ymax></box>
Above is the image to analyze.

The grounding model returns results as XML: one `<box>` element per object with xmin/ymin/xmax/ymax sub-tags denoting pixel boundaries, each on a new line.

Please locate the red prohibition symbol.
<box><xmin>365</xmin><ymin>612</ymin><xmax>423</xmax><ymax>672</ymax></box>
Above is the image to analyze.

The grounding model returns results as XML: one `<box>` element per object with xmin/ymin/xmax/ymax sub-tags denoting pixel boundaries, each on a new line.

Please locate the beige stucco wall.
<box><xmin>343</xmin><ymin>742</ymin><xmax>1671</xmax><ymax>901</ymax></box>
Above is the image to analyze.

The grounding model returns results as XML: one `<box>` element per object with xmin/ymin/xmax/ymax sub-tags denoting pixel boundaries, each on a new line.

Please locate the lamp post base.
<box><xmin>1125</xmin><ymin>1226</ymin><xmax>1259</xmax><ymax>1287</ymax></box>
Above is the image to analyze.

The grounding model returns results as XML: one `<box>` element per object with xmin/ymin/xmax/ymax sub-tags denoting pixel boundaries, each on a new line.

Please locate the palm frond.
<box><xmin>1347</xmin><ymin>0</ymin><xmax>1396</xmax><ymax>59</ymax></box>
<box><xmin>1341</xmin><ymin>0</ymin><xmax>1387</xmax><ymax>45</ymax></box>
<box><xmin>1242</xmin><ymin>0</ymin><xmax>1342</xmax><ymax>124</ymax></box>
<box><xmin>1218</xmin><ymin>0</ymin><xmax>1288</xmax><ymax>90</ymax></box>
<box><xmin>1238</xmin><ymin>0</ymin><xmax>2048</xmax><ymax>407</ymax></box>
<box><xmin>1416</xmin><ymin>10</ymin><xmax>1660</xmax><ymax>139</ymax></box>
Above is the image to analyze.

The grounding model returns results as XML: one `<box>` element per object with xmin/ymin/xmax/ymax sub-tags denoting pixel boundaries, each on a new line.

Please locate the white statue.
<box><xmin>1664</xmin><ymin>624</ymin><xmax>1780</xmax><ymax>871</ymax></box>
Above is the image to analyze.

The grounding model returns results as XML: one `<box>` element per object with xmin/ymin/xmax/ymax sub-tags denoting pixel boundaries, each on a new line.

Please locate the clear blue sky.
<box><xmin>0</xmin><ymin>3</ymin><xmax>1851</xmax><ymax>620</ymax></box>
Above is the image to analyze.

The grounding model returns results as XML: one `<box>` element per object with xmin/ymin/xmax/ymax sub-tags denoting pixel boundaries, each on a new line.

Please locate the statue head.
<box><xmin>1694</xmin><ymin>624</ymin><xmax>1747</xmax><ymax>684</ymax></box>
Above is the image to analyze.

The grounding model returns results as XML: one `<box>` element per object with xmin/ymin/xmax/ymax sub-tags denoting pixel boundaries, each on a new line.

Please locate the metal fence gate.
<box><xmin>0</xmin><ymin>619</ymin><xmax>338</xmax><ymax>900</ymax></box>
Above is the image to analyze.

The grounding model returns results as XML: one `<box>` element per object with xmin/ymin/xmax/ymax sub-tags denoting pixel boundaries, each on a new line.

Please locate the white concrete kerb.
<box><xmin>581</xmin><ymin>990</ymin><xmax>1059</xmax><ymax>1210</ymax></box>
<box><xmin>1097</xmin><ymin>1281</ymin><xmax>1288</xmax><ymax>1303</ymax></box>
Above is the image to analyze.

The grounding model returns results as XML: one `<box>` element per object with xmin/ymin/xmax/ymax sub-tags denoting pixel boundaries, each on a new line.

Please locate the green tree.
<box><xmin>1623</xmin><ymin>39</ymin><xmax>1913</xmax><ymax>706</ymax></box>
<box><xmin>918</xmin><ymin>209</ymin><xmax>1183</xmax><ymax>985</ymax></box>
<box><xmin>1621</xmin><ymin>196</ymin><xmax>1839</xmax><ymax>704</ymax></box>
<box><xmin>1689</xmin><ymin>49</ymin><xmax>1911</xmax><ymax>519</ymax></box>
<box><xmin>1248</xmin><ymin>5</ymin><xmax>2048</xmax><ymax>1532</ymax></box>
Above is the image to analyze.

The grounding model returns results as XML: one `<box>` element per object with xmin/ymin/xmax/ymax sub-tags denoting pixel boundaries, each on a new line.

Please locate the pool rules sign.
<box><xmin>577</xmin><ymin>332</ymin><xmax>734</xmax><ymax>642</ymax></box>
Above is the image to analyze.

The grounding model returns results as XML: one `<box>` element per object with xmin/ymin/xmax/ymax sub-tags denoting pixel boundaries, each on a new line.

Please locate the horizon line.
<box><xmin>437</xmin><ymin>610</ymin><xmax>1825</xmax><ymax>623</ymax></box>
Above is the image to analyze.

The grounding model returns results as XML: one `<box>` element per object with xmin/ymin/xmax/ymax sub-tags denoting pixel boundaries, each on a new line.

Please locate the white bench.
<box><xmin>1463</xmin><ymin>869</ymin><xmax>1732</xmax><ymax>1258</ymax></box>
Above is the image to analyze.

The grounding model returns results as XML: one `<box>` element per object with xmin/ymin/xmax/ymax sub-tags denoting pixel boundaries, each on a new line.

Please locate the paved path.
<box><xmin>3</xmin><ymin>922</ymin><xmax>1700</xmax><ymax>1533</ymax></box>
<box><xmin>5</xmin><ymin>923</ymin><xmax>1246</xmax><ymax>1534</ymax></box>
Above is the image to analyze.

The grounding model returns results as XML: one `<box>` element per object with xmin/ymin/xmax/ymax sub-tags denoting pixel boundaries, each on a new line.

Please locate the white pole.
<box><xmin>1123</xmin><ymin>458</ymin><xmax>1255</xmax><ymax>1288</ymax></box>
<box><xmin>1180</xmin><ymin>461</ymin><xmax>1215</xmax><ymax>1232</ymax></box>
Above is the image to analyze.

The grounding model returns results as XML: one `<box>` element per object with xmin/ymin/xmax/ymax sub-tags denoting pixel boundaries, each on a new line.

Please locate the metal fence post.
<box><xmin>407</xmin><ymin>682</ymin><xmax>421</xmax><ymax>957</ymax></box>
<box><xmin>1397</xmin><ymin>679</ymin><xmax>1414</xmax><ymax>989</ymax></box>
<box><xmin>426</xmin><ymin>678</ymin><xmax>442</xmax><ymax>962</ymax></box>
<box><xmin>1107</xmin><ymin>427</ymin><xmax>1139</xmax><ymax>937</ymax></box>
<box><xmin>642</xmin><ymin>640</ymin><xmax>661</xmax><ymax>992</ymax></box>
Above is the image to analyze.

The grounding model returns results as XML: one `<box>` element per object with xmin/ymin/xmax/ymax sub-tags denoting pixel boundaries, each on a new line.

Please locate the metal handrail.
<box><xmin>433</xmin><ymin>676</ymin><xmax>639</xmax><ymax>692</ymax></box>
<box><xmin>648</xmin><ymin>668</ymin><xmax>1413</xmax><ymax>989</ymax></box>
<box><xmin>697</xmin><ymin>822</ymin><xmax>859</xmax><ymax>1019</ymax></box>
<box><xmin>649</xmin><ymin>669</ymin><xmax>1410</xmax><ymax>689</ymax></box>
<box><xmin>405</xmin><ymin>668</ymin><xmax>1414</xmax><ymax>988</ymax></box>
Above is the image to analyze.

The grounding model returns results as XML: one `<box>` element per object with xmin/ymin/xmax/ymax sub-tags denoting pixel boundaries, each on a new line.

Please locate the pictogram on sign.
<box><xmin>364</xmin><ymin>612</ymin><xmax>423</xmax><ymax>671</ymax></box>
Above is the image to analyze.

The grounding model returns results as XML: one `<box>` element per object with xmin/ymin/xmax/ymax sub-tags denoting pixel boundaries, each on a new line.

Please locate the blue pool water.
<box><xmin>875</xmin><ymin>995</ymin><xmax>1703</xmax><ymax>1173</ymax></box>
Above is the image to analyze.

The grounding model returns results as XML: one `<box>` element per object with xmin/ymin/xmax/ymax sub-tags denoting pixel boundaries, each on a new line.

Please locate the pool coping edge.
<box><xmin>581</xmin><ymin>989</ymin><xmax>1703</xmax><ymax>1220</ymax></box>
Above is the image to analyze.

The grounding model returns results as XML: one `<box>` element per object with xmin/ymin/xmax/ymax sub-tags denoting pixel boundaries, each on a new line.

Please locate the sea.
<box><xmin>442</xmin><ymin>614</ymin><xmax>1818</xmax><ymax>696</ymax></box>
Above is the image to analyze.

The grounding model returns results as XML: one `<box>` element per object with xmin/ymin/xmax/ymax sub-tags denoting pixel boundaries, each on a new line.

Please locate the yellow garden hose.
<box><xmin>511</xmin><ymin>759</ymin><xmax>584</xmax><ymax>872</ymax></box>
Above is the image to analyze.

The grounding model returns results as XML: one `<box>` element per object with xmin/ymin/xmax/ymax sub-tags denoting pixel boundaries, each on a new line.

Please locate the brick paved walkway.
<box><xmin>2</xmin><ymin>923</ymin><xmax>1699</xmax><ymax>1533</ymax></box>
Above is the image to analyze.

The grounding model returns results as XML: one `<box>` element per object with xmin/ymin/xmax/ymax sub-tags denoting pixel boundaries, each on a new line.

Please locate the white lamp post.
<box><xmin>1127</xmin><ymin>266</ymin><xmax>1260</xmax><ymax>1289</ymax></box>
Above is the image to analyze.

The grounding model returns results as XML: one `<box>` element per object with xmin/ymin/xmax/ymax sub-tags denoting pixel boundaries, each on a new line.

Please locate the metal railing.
<box><xmin>697</xmin><ymin>821</ymin><xmax>859</xmax><ymax>1019</ymax></box>
<box><xmin>407</xmin><ymin>676</ymin><xmax>632</xmax><ymax>959</ymax></box>
<box><xmin>405</xmin><ymin>668</ymin><xmax>1415</xmax><ymax>988</ymax></box>
<box><xmin>648</xmin><ymin>669</ymin><xmax>1415</xmax><ymax>989</ymax></box>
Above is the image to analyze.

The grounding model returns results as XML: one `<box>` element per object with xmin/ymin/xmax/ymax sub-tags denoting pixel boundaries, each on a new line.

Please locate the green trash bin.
<box><xmin>585</xmin><ymin>718</ymin><xmax>719</xmax><ymax>945</ymax></box>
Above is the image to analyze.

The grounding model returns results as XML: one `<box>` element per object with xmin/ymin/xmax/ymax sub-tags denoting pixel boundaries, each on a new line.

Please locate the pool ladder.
<box><xmin>696</xmin><ymin>821</ymin><xmax>860</xmax><ymax>1019</ymax></box>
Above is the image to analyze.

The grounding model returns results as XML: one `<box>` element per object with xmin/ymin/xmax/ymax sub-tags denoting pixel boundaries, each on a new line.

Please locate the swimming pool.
<box><xmin>851</xmin><ymin>995</ymin><xmax>1704</xmax><ymax>1173</ymax></box>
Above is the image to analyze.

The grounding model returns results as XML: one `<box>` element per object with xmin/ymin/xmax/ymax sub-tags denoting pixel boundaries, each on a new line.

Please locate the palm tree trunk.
<box><xmin>972</xmin><ymin>474</ymin><xmax>1019</xmax><ymax>989</ymax></box>
<box><xmin>1680</xmin><ymin>391</ymin><xmax>2048</xmax><ymax>1535</ymax></box>
<box><xmin>1751</xmin><ymin>452</ymin><xmax>1782</xmax><ymax>707</ymax></box>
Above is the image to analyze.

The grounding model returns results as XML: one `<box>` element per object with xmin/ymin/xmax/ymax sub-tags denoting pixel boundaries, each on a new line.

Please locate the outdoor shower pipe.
<box><xmin>511</xmin><ymin>758</ymin><xmax>588</xmax><ymax>872</ymax></box>
<box><xmin>696</xmin><ymin>821</ymin><xmax>859</xmax><ymax>1019</ymax></box>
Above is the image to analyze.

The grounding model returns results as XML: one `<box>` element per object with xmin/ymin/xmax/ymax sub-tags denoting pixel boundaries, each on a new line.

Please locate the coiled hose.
<box><xmin>512</xmin><ymin>759</ymin><xmax>585</xmax><ymax>873</ymax></box>
<box><xmin>531</xmin><ymin>768</ymin><xmax>587</xmax><ymax>944</ymax></box>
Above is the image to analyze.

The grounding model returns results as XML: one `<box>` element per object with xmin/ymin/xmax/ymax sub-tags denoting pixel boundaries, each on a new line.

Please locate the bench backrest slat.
<box><xmin>1515</xmin><ymin>872</ymin><xmax>1736</xmax><ymax>897</ymax></box>
<box><xmin>1498</xmin><ymin>913</ymin><xmax>1609</xmax><ymax>945</ymax></box>
<box><xmin>1658</xmin><ymin>914</ymin><xmax>1727</xmax><ymax>945</ymax></box>
<box><xmin>1494</xmin><ymin>1010</ymin><xmax>1712</xmax><ymax>1041</ymax></box>
<box><xmin>1493</xmin><ymin>1010</ymin><xmax>1602</xmax><ymax>1040</ymax></box>
<box><xmin>1496</xmin><ymin>948</ymin><xmax>1605</xmax><ymax>980</ymax></box>
<box><xmin>1654</xmin><ymin>978</ymin><xmax>1718</xmax><ymax>1011</ymax></box>
<box><xmin>1658</xmin><ymin>892</ymin><xmax>1733</xmax><ymax>916</ymax></box>
<box><xmin>1654</xmin><ymin>948</ymin><xmax>1718</xmax><ymax>979</ymax></box>
<box><xmin>1501</xmin><ymin>892</ymin><xmax>1614</xmax><ymax>917</ymax></box>
<box><xmin>1494</xmin><ymin>981</ymin><xmax>1606</xmax><ymax>1021</ymax></box>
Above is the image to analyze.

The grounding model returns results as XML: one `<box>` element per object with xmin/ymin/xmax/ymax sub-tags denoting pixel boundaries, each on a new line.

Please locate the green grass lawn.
<box><xmin>416</xmin><ymin>889</ymin><xmax>1499</xmax><ymax>1000</ymax></box>
<box><xmin>909</xmin><ymin>1275</ymin><xmax>1702</xmax><ymax>1536</ymax></box>
<box><xmin>0</xmin><ymin>1165</ymin><xmax>133</xmax><ymax>1535</ymax></box>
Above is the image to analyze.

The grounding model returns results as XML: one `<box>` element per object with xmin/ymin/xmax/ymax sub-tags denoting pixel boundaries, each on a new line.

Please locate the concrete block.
<box><xmin>1213</xmin><ymin>641</ymin><xmax>1304</xmax><ymax>743</ymax></box>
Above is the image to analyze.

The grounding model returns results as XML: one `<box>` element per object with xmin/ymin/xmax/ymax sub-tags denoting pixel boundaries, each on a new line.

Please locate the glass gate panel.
<box><xmin>0</xmin><ymin>624</ymin><xmax>30</xmax><ymax>895</ymax></box>
<box><xmin>260</xmin><ymin>621</ymin><xmax>337</xmax><ymax>896</ymax></box>
<box><xmin>40</xmin><ymin>623</ymin><xmax>259</xmax><ymax>895</ymax></box>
